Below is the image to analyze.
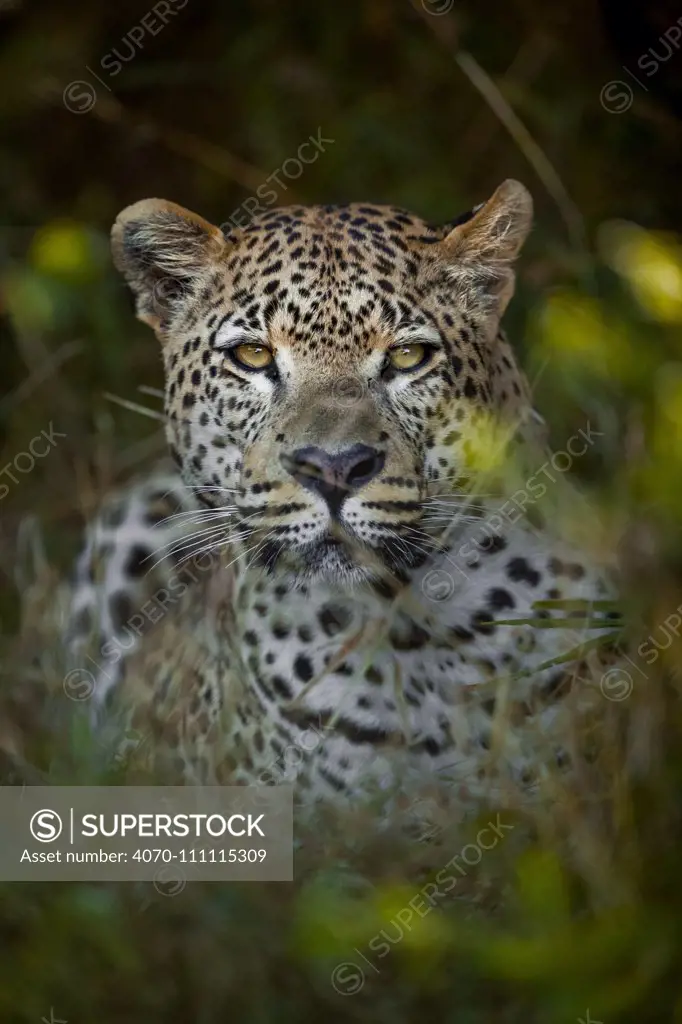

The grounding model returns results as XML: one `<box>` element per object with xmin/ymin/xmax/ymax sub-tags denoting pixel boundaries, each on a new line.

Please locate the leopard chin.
<box><xmin>301</xmin><ymin>544</ymin><xmax>376</xmax><ymax>586</ymax></box>
<box><xmin>254</xmin><ymin>529</ymin><xmax>397</xmax><ymax>587</ymax></box>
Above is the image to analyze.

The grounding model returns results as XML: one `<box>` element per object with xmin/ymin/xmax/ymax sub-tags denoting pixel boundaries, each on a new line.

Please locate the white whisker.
<box><xmin>155</xmin><ymin>506</ymin><xmax>238</xmax><ymax>528</ymax></box>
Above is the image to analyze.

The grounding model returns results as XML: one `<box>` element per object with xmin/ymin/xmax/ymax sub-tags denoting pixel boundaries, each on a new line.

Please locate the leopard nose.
<box><xmin>281</xmin><ymin>444</ymin><xmax>385</xmax><ymax>513</ymax></box>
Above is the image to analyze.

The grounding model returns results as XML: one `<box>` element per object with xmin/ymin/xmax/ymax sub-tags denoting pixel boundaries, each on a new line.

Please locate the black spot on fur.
<box><xmin>271</xmin><ymin>674</ymin><xmax>293</xmax><ymax>699</ymax></box>
<box><xmin>471</xmin><ymin>610</ymin><xmax>496</xmax><ymax>635</ymax></box>
<box><xmin>506</xmin><ymin>557</ymin><xmax>541</xmax><ymax>587</ymax></box>
<box><xmin>110</xmin><ymin>590</ymin><xmax>134</xmax><ymax>631</ymax></box>
<box><xmin>478</xmin><ymin>534</ymin><xmax>507</xmax><ymax>555</ymax></box>
<box><xmin>319</xmin><ymin>603</ymin><xmax>352</xmax><ymax>637</ymax></box>
<box><xmin>293</xmin><ymin>654</ymin><xmax>313</xmax><ymax>682</ymax></box>
<box><xmin>125</xmin><ymin>544</ymin><xmax>152</xmax><ymax>579</ymax></box>
<box><xmin>487</xmin><ymin>588</ymin><xmax>515</xmax><ymax>611</ymax></box>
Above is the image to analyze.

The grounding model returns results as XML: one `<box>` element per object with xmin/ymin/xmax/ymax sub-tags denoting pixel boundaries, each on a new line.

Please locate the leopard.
<box><xmin>64</xmin><ymin>179</ymin><xmax>619</xmax><ymax>816</ymax></box>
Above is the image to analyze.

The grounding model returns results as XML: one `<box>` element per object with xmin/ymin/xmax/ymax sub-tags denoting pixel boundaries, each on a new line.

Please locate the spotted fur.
<box><xmin>65</xmin><ymin>181</ymin><xmax>617</xmax><ymax>806</ymax></box>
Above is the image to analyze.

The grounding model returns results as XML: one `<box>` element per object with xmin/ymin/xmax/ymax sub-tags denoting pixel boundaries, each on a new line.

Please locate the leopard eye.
<box><xmin>231</xmin><ymin>343</ymin><xmax>274</xmax><ymax>370</ymax></box>
<box><xmin>388</xmin><ymin>343</ymin><xmax>430</xmax><ymax>372</ymax></box>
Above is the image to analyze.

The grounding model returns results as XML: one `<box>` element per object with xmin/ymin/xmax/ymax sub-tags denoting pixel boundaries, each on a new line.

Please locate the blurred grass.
<box><xmin>2</xmin><ymin>0</ymin><xmax>682</xmax><ymax>1021</ymax></box>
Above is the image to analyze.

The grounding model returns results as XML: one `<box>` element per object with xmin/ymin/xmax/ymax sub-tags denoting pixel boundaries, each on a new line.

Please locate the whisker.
<box><xmin>144</xmin><ymin>508</ymin><xmax>264</xmax><ymax>573</ymax></box>
<box><xmin>420</xmin><ymin>516</ymin><xmax>484</xmax><ymax>528</ymax></box>
<box><xmin>222</xmin><ymin>533</ymin><xmax>273</xmax><ymax>574</ymax></box>
<box><xmin>163</xmin><ymin>521</ymin><xmax>263</xmax><ymax>570</ymax></box>
<box><xmin>145</xmin><ymin>525</ymin><xmax>234</xmax><ymax>574</ymax></box>
<box><xmin>155</xmin><ymin>506</ymin><xmax>238</xmax><ymax>528</ymax></box>
<box><xmin>379</xmin><ymin>526</ymin><xmax>436</xmax><ymax>567</ymax></box>
<box><xmin>422</xmin><ymin>496</ymin><xmax>491</xmax><ymax>507</ymax></box>
<box><xmin>193</xmin><ymin>485</ymin><xmax>241</xmax><ymax>494</ymax></box>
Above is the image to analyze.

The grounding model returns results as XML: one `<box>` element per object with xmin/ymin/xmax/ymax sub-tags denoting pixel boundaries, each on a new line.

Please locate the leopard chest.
<box><xmin>225</xmin><ymin>563</ymin><xmax>594</xmax><ymax>798</ymax></box>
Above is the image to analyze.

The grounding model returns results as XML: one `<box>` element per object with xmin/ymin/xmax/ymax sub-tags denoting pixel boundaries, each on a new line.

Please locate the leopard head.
<box><xmin>111</xmin><ymin>180</ymin><xmax>537</xmax><ymax>586</ymax></box>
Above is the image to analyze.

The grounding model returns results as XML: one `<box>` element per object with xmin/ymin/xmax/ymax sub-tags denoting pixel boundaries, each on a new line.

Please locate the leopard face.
<box><xmin>112</xmin><ymin>181</ymin><xmax>536</xmax><ymax>586</ymax></box>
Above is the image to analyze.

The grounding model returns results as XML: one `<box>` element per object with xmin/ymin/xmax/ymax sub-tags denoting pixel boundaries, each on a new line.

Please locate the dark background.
<box><xmin>1</xmin><ymin>1</ymin><xmax>682</xmax><ymax>1021</ymax></box>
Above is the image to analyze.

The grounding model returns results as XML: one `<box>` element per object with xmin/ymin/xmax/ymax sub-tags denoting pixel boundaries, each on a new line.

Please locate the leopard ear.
<box><xmin>111</xmin><ymin>199</ymin><xmax>227</xmax><ymax>333</ymax></box>
<box><xmin>437</xmin><ymin>179</ymin><xmax>533</xmax><ymax>313</ymax></box>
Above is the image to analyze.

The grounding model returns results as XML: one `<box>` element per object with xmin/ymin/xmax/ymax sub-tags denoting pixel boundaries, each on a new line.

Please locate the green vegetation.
<box><xmin>1</xmin><ymin>1</ymin><xmax>682</xmax><ymax>1021</ymax></box>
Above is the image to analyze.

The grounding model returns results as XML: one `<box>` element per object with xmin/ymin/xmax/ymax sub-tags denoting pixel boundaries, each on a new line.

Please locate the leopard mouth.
<box><xmin>304</xmin><ymin>536</ymin><xmax>351</xmax><ymax>568</ymax></box>
<box><xmin>253</xmin><ymin>518</ymin><xmax>428</xmax><ymax>585</ymax></box>
<box><xmin>297</xmin><ymin>525</ymin><xmax>426</xmax><ymax>585</ymax></box>
<box><xmin>301</xmin><ymin>527</ymin><xmax>369</xmax><ymax>570</ymax></box>
<box><xmin>255</xmin><ymin>527</ymin><xmax>382</xmax><ymax>584</ymax></box>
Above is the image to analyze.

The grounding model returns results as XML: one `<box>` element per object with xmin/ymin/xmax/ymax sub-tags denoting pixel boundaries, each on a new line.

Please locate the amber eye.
<box><xmin>388</xmin><ymin>343</ymin><xmax>429</xmax><ymax>372</ymax></box>
<box><xmin>231</xmin><ymin>343</ymin><xmax>274</xmax><ymax>370</ymax></box>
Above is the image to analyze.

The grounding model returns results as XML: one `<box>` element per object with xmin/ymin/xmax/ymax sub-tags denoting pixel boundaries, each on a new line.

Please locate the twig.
<box><xmin>102</xmin><ymin>391</ymin><xmax>166</xmax><ymax>422</ymax></box>
<box><xmin>454</xmin><ymin>51</ymin><xmax>587</xmax><ymax>253</ymax></box>
<box><xmin>410</xmin><ymin>1</ymin><xmax>587</xmax><ymax>254</ymax></box>
<box><xmin>0</xmin><ymin>340</ymin><xmax>83</xmax><ymax>415</ymax></box>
